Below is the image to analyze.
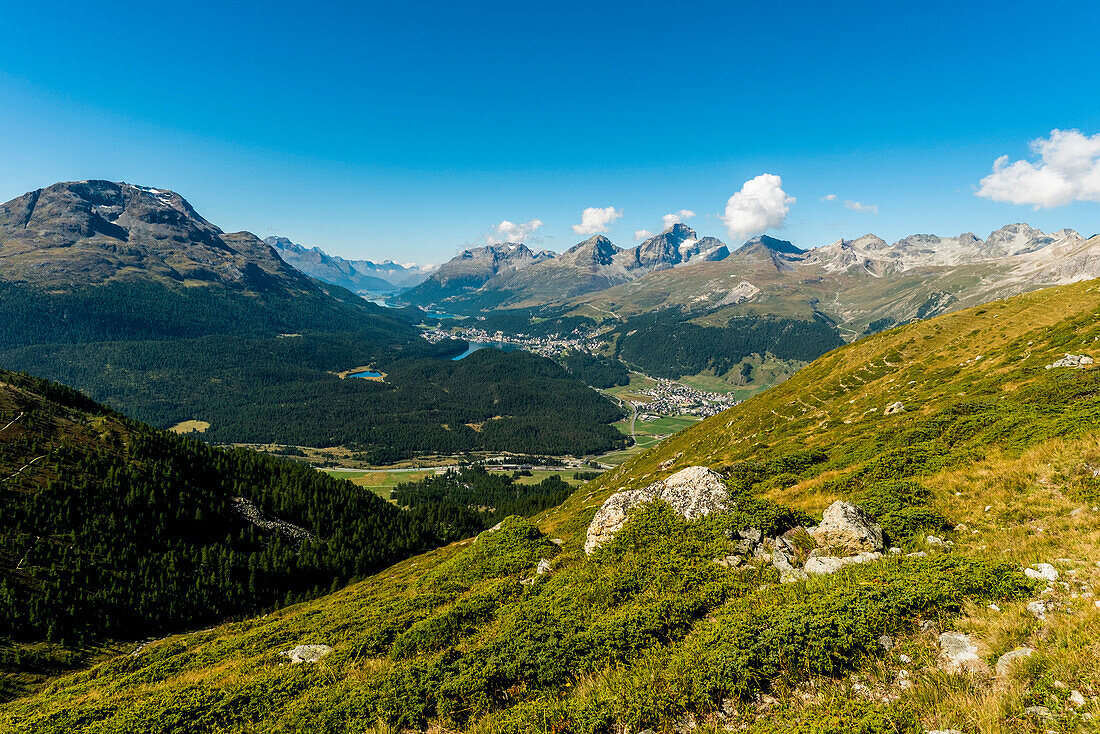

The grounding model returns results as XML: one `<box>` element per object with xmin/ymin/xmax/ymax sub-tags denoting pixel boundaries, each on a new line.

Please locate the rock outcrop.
<box><xmin>1045</xmin><ymin>354</ymin><xmax>1094</xmax><ymax>369</ymax></box>
<box><xmin>585</xmin><ymin>466</ymin><xmax>729</xmax><ymax>554</ymax></box>
<box><xmin>809</xmin><ymin>501</ymin><xmax>884</xmax><ymax>555</ymax></box>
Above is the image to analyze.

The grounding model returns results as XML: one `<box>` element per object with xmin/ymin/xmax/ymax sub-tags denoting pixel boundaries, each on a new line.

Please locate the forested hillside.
<box><xmin>0</xmin><ymin>370</ymin><xmax>587</xmax><ymax>700</ymax></box>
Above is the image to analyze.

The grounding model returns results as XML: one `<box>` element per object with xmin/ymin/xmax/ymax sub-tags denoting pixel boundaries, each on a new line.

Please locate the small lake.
<box><xmin>349</xmin><ymin>370</ymin><xmax>384</xmax><ymax>378</ymax></box>
<box><xmin>451</xmin><ymin>342</ymin><xmax>521</xmax><ymax>361</ymax></box>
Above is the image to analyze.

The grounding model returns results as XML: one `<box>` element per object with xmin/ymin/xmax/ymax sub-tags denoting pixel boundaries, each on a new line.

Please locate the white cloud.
<box><xmin>844</xmin><ymin>200</ymin><xmax>878</xmax><ymax>214</ymax></box>
<box><xmin>720</xmin><ymin>174</ymin><xmax>794</xmax><ymax>241</ymax></box>
<box><xmin>634</xmin><ymin>229</ymin><xmax>655</xmax><ymax>241</ymax></box>
<box><xmin>661</xmin><ymin>209</ymin><xmax>696</xmax><ymax>228</ymax></box>
<box><xmin>821</xmin><ymin>194</ymin><xmax>837</xmax><ymax>201</ymax></box>
<box><xmin>572</xmin><ymin>206</ymin><xmax>622</xmax><ymax>235</ymax></box>
<box><xmin>976</xmin><ymin>129</ymin><xmax>1100</xmax><ymax>208</ymax></box>
<box><xmin>487</xmin><ymin>218</ymin><xmax>544</xmax><ymax>244</ymax></box>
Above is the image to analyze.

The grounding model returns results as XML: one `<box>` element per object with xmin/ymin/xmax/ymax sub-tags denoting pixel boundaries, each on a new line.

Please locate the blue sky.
<box><xmin>2</xmin><ymin>0</ymin><xmax>1099</xmax><ymax>263</ymax></box>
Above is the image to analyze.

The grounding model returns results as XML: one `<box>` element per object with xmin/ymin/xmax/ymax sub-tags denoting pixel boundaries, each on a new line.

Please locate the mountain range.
<box><xmin>265</xmin><ymin>236</ymin><xmax>434</xmax><ymax>294</ymax></box>
<box><xmin>389</xmin><ymin>222</ymin><xmax>1100</xmax><ymax>335</ymax></box>
<box><xmin>401</xmin><ymin>223</ymin><xmax>731</xmax><ymax>308</ymax></box>
<box><xmin>568</xmin><ymin>223</ymin><xmax>1100</xmax><ymax>333</ymax></box>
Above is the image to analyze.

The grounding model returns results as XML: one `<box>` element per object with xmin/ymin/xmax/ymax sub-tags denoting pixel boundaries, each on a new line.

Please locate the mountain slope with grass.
<box><xmin>5</xmin><ymin>279</ymin><xmax>1100</xmax><ymax>732</ymax></box>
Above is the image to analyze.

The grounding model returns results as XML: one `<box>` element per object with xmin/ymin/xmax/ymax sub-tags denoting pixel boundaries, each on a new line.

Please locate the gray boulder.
<box><xmin>937</xmin><ymin>632</ymin><xmax>989</xmax><ymax>675</ymax></box>
<box><xmin>772</xmin><ymin>549</ymin><xmax>808</xmax><ymax>584</ymax></box>
<box><xmin>810</xmin><ymin>501</ymin><xmax>884</xmax><ymax>554</ymax></box>
<box><xmin>1024</xmin><ymin>563</ymin><xmax>1059</xmax><ymax>581</ymax></box>
<box><xmin>585</xmin><ymin>466</ymin><xmax>729</xmax><ymax>554</ymax></box>
<box><xmin>281</xmin><ymin>644</ymin><xmax>333</xmax><ymax>664</ymax></box>
<box><xmin>804</xmin><ymin>551</ymin><xmax>882</xmax><ymax>575</ymax></box>
<box><xmin>995</xmin><ymin>647</ymin><xmax>1034</xmax><ymax>678</ymax></box>
<box><xmin>884</xmin><ymin>401</ymin><xmax>905</xmax><ymax>415</ymax></box>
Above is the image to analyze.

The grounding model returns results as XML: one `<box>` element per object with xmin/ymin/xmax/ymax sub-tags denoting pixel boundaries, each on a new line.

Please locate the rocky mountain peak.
<box><xmin>560</xmin><ymin>235</ymin><xmax>621</xmax><ymax>267</ymax></box>
<box><xmin>740</xmin><ymin>234</ymin><xmax>804</xmax><ymax>255</ymax></box>
<box><xmin>0</xmin><ymin>180</ymin><xmax>312</xmax><ymax>291</ymax></box>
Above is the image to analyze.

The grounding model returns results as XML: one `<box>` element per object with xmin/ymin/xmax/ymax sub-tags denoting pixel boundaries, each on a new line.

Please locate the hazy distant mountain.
<box><xmin>403</xmin><ymin>224</ymin><xmax>732</xmax><ymax>311</ymax></box>
<box><xmin>264</xmin><ymin>236</ymin><xmax>434</xmax><ymax>293</ymax></box>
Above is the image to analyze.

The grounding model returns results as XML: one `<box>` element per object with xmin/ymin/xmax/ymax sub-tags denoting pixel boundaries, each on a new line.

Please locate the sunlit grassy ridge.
<box><xmin>5</xmin><ymin>279</ymin><xmax>1100</xmax><ymax>732</ymax></box>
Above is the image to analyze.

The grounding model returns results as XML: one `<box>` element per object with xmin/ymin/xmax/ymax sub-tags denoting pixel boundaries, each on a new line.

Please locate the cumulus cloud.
<box><xmin>821</xmin><ymin>194</ymin><xmax>837</xmax><ymax>201</ymax></box>
<box><xmin>487</xmin><ymin>218</ymin><xmax>544</xmax><ymax>244</ymax></box>
<box><xmin>661</xmin><ymin>209</ymin><xmax>696</xmax><ymax>228</ymax></box>
<box><xmin>720</xmin><ymin>174</ymin><xmax>794</xmax><ymax>241</ymax></box>
<box><xmin>844</xmin><ymin>200</ymin><xmax>878</xmax><ymax>214</ymax></box>
<box><xmin>572</xmin><ymin>206</ymin><xmax>622</xmax><ymax>235</ymax></box>
<box><xmin>634</xmin><ymin>229</ymin><xmax>655</xmax><ymax>241</ymax></box>
<box><xmin>977</xmin><ymin>129</ymin><xmax>1100</xmax><ymax>208</ymax></box>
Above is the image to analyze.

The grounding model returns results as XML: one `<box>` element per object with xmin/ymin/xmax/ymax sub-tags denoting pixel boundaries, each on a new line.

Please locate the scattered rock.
<box><xmin>1045</xmin><ymin>354</ymin><xmax>1094</xmax><ymax>370</ymax></box>
<box><xmin>888</xmin><ymin>546</ymin><xmax>902</xmax><ymax>555</ymax></box>
<box><xmin>937</xmin><ymin>632</ymin><xmax>990</xmax><ymax>675</ymax></box>
<box><xmin>804</xmin><ymin>551</ymin><xmax>882</xmax><ymax>575</ymax></box>
<box><xmin>920</xmin><ymin>620</ymin><xmax>937</xmax><ymax>634</ymax></box>
<box><xmin>1024</xmin><ymin>563</ymin><xmax>1059</xmax><ymax>581</ymax></box>
<box><xmin>926</xmin><ymin>535</ymin><xmax>949</xmax><ymax>547</ymax></box>
<box><xmin>713</xmin><ymin>555</ymin><xmax>742</xmax><ymax>568</ymax></box>
<box><xmin>810</xmin><ymin>501</ymin><xmax>884</xmax><ymax>554</ymax></box>
<box><xmin>878</xmin><ymin>634</ymin><xmax>893</xmax><ymax>652</ymax></box>
<box><xmin>988</xmin><ymin>603</ymin><xmax>1001</xmax><ymax>612</ymax></box>
<box><xmin>585</xmin><ymin>466</ymin><xmax>730</xmax><ymax>554</ymax></box>
<box><xmin>737</xmin><ymin>527</ymin><xmax>763</xmax><ymax>543</ymax></box>
<box><xmin>884</xmin><ymin>401</ymin><xmax>905</xmax><ymax>415</ymax></box>
<box><xmin>281</xmin><ymin>644</ymin><xmax>333</xmax><ymax>664</ymax></box>
<box><xmin>1026</xmin><ymin>600</ymin><xmax>1048</xmax><ymax>620</ymax></box>
<box><xmin>995</xmin><ymin>647</ymin><xmax>1034</xmax><ymax>678</ymax></box>
<box><xmin>1069</xmin><ymin>690</ymin><xmax>1086</xmax><ymax>708</ymax></box>
<box><xmin>899</xmin><ymin>654</ymin><xmax>912</xmax><ymax>664</ymax></box>
<box><xmin>773</xmin><ymin>549</ymin><xmax>808</xmax><ymax>584</ymax></box>
<box><xmin>550</xmin><ymin>538</ymin><xmax>564</xmax><ymax>545</ymax></box>
<box><xmin>732</xmin><ymin>537</ymin><xmax>756</xmax><ymax>555</ymax></box>
<box><xmin>1023</xmin><ymin>705</ymin><xmax>1053</xmax><ymax>719</ymax></box>
<box><xmin>536</xmin><ymin>558</ymin><xmax>551</xmax><ymax>575</ymax></box>
<box><xmin>907</xmin><ymin>551</ymin><xmax>929</xmax><ymax>558</ymax></box>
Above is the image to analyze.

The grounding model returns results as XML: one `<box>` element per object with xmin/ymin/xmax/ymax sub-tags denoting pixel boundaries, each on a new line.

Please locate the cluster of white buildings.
<box><xmin>421</xmin><ymin>326</ymin><xmax>607</xmax><ymax>358</ymax></box>
<box><xmin>637</xmin><ymin>379</ymin><xmax>739</xmax><ymax>418</ymax></box>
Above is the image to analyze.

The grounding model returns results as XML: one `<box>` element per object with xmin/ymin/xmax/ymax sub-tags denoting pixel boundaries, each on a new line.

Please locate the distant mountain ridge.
<box><xmin>264</xmin><ymin>236</ymin><xmax>434</xmax><ymax>293</ymax></box>
<box><xmin>402</xmin><ymin>223</ymin><xmax>735</xmax><ymax>310</ymax></box>
<box><xmin>568</xmin><ymin>223</ymin><xmax>1100</xmax><ymax>337</ymax></box>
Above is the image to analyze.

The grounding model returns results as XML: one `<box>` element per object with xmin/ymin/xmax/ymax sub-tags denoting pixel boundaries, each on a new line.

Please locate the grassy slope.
<box><xmin>5</xmin><ymin>280</ymin><xmax>1100</xmax><ymax>732</ymax></box>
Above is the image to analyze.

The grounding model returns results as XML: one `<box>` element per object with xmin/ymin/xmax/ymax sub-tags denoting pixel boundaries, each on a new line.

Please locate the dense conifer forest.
<box><xmin>0</xmin><ymin>370</ymin><xmax>587</xmax><ymax>698</ymax></box>
<box><xmin>0</xmin><ymin>281</ymin><xmax>627</xmax><ymax>458</ymax></box>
